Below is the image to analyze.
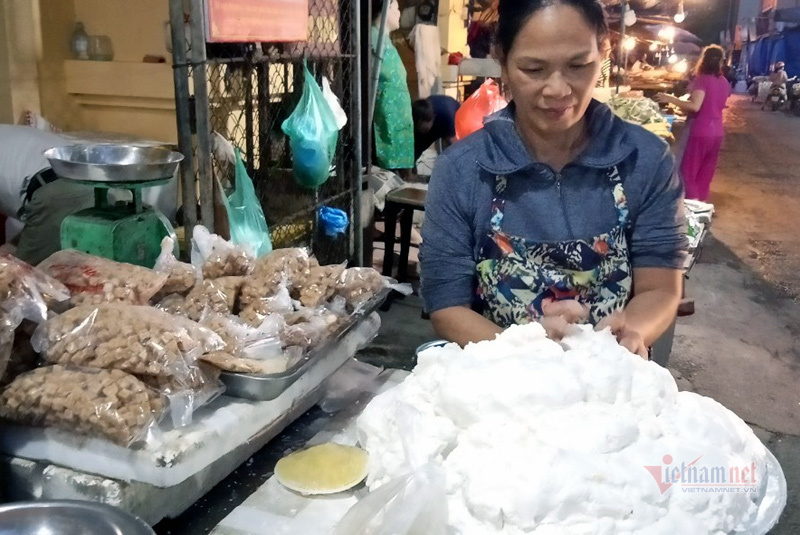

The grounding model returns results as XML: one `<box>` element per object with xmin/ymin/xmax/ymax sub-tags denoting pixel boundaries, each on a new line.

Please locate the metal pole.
<box><xmin>353</xmin><ymin>0</ymin><xmax>364</xmax><ymax>266</ymax></box>
<box><xmin>169</xmin><ymin>0</ymin><xmax>197</xmax><ymax>250</ymax></box>
<box><xmin>369</xmin><ymin>0</ymin><xmax>391</xmax><ymax>125</ymax></box>
<box><xmin>188</xmin><ymin>0</ymin><xmax>215</xmax><ymax>232</ymax></box>
<box><xmin>616</xmin><ymin>0</ymin><xmax>626</xmax><ymax>95</ymax></box>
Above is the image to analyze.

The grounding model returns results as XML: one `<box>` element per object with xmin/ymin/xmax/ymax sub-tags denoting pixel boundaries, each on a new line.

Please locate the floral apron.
<box><xmin>476</xmin><ymin>167</ymin><xmax>632</xmax><ymax>327</ymax></box>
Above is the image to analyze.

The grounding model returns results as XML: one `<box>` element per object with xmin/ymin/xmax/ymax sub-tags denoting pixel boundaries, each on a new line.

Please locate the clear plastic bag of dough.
<box><xmin>297</xmin><ymin>263</ymin><xmax>346</xmax><ymax>308</ymax></box>
<box><xmin>38</xmin><ymin>250</ymin><xmax>167</xmax><ymax>307</ymax></box>
<box><xmin>135</xmin><ymin>361</ymin><xmax>223</xmax><ymax>427</ymax></box>
<box><xmin>0</xmin><ymin>253</ymin><xmax>70</xmax><ymax>322</ymax></box>
<box><xmin>190</xmin><ymin>225</ymin><xmax>254</xmax><ymax>279</ymax></box>
<box><xmin>153</xmin><ymin>236</ymin><xmax>197</xmax><ymax>296</ymax></box>
<box><xmin>184</xmin><ymin>276</ymin><xmax>245</xmax><ymax>321</ymax></box>
<box><xmin>31</xmin><ymin>304</ymin><xmax>225</xmax><ymax>382</ymax></box>
<box><xmin>0</xmin><ymin>365</ymin><xmax>164</xmax><ymax>447</ymax></box>
<box><xmin>0</xmin><ymin>310</ymin><xmax>19</xmax><ymax>385</ymax></box>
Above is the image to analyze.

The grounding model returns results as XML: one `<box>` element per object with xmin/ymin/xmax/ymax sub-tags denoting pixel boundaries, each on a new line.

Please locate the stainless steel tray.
<box><xmin>45</xmin><ymin>144</ymin><xmax>183</xmax><ymax>183</ymax></box>
<box><xmin>0</xmin><ymin>500</ymin><xmax>154</xmax><ymax>535</ymax></box>
<box><xmin>220</xmin><ymin>289</ymin><xmax>389</xmax><ymax>401</ymax></box>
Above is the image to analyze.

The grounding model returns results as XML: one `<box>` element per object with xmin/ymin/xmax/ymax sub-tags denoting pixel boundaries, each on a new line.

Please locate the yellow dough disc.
<box><xmin>274</xmin><ymin>443</ymin><xmax>369</xmax><ymax>495</ymax></box>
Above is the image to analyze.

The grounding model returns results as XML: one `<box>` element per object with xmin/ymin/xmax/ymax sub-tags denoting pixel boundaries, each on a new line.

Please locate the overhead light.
<box><xmin>659</xmin><ymin>26</ymin><xmax>676</xmax><ymax>42</ymax></box>
<box><xmin>623</xmin><ymin>36</ymin><xmax>637</xmax><ymax>51</ymax></box>
<box><xmin>674</xmin><ymin>59</ymin><xmax>689</xmax><ymax>73</ymax></box>
<box><xmin>674</xmin><ymin>2</ymin><xmax>686</xmax><ymax>23</ymax></box>
<box><xmin>668</xmin><ymin>54</ymin><xmax>678</xmax><ymax>64</ymax></box>
<box><xmin>649</xmin><ymin>42</ymin><xmax>660</xmax><ymax>51</ymax></box>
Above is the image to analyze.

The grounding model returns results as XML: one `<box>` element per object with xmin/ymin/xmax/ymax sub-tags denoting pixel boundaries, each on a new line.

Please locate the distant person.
<box><xmin>411</xmin><ymin>95</ymin><xmax>461</xmax><ymax>161</ymax></box>
<box><xmin>768</xmin><ymin>61</ymin><xmax>789</xmax><ymax>99</ymax></box>
<box><xmin>657</xmin><ymin>45</ymin><xmax>731</xmax><ymax>201</ymax></box>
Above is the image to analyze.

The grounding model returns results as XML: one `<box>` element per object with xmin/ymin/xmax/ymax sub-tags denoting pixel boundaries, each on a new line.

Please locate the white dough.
<box><xmin>356</xmin><ymin>323</ymin><xmax>776</xmax><ymax>534</ymax></box>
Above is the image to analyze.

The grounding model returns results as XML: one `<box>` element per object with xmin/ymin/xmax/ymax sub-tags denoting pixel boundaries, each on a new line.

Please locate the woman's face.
<box><xmin>501</xmin><ymin>5</ymin><xmax>603</xmax><ymax>135</ymax></box>
<box><xmin>387</xmin><ymin>1</ymin><xmax>401</xmax><ymax>32</ymax></box>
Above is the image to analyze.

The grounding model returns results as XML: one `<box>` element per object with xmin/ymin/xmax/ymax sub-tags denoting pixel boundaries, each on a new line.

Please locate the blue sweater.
<box><xmin>420</xmin><ymin>100</ymin><xmax>688</xmax><ymax>314</ymax></box>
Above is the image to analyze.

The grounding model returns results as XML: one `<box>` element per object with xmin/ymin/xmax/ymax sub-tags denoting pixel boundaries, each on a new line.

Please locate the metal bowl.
<box><xmin>45</xmin><ymin>144</ymin><xmax>184</xmax><ymax>183</ymax></box>
<box><xmin>0</xmin><ymin>500</ymin><xmax>155</xmax><ymax>535</ymax></box>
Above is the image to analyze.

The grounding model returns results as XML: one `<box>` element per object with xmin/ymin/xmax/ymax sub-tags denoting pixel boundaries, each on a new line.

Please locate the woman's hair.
<box><xmin>695</xmin><ymin>45</ymin><xmax>725</xmax><ymax>77</ymax></box>
<box><xmin>496</xmin><ymin>0</ymin><xmax>609</xmax><ymax>58</ymax></box>
<box><xmin>371</xmin><ymin>0</ymin><xmax>394</xmax><ymax>22</ymax></box>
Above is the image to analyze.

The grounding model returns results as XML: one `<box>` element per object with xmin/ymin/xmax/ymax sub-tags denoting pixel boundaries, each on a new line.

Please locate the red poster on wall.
<box><xmin>205</xmin><ymin>0</ymin><xmax>309</xmax><ymax>43</ymax></box>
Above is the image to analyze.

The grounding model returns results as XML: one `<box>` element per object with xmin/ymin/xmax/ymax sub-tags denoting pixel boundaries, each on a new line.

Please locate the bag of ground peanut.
<box><xmin>38</xmin><ymin>250</ymin><xmax>168</xmax><ymax>307</ymax></box>
<box><xmin>0</xmin><ymin>365</ymin><xmax>164</xmax><ymax>446</ymax></box>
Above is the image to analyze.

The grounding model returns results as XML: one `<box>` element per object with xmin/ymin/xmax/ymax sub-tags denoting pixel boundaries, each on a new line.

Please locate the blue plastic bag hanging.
<box><xmin>318</xmin><ymin>206</ymin><xmax>349</xmax><ymax>238</ymax></box>
<box><xmin>222</xmin><ymin>148</ymin><xmax>273</xmax><ymax>257</ymax></box>
<box><xmin>281</xmin><ymin>61</ymin><xmax>339</xmax><ymax>189</ymax></box>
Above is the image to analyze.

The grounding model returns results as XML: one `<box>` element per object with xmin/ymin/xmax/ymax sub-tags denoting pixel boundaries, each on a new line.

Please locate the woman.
<box><xmin>420</xmin><ymin>0</ymin><xmax>687</xmax><ymax>359</ymax></box>
<box><xmin>371</xmin><ymin>0</ymin><xmax>415</xmax><ymax>171</ymax></box>
<box><xmin>656</xmin><ymin>46</ymin><xmax>731</xmax><ymax>201</ymax></box>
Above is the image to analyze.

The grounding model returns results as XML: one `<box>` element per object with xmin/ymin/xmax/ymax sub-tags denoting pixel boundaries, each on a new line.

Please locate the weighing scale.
<box><xmin>44</xmin><ymin>144</ymin><xmax>184</xmax><ymax>268</ymax></box>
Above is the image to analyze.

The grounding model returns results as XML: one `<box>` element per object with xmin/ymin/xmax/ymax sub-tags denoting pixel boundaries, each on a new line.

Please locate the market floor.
<box><xmin>360</xmin><ymin>95</ymin><xmax>800</xmax><ymax>533</ymax></box>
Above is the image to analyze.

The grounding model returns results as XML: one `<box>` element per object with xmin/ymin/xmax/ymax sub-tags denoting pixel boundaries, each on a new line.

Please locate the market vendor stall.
<box><xmin>0</xmin><ymin>227</ymin><xmax>396</xmax><ymax>524</ymax></box>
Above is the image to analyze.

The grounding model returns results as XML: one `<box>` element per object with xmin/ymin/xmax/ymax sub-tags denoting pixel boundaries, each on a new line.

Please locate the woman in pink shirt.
<box><xmin>657</xmin><ymin>45</ymin><xmax>731</xmax><ymax>201</ymax></box>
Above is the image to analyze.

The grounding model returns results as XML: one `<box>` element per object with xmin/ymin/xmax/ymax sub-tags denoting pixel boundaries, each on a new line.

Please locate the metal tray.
<box><xmin>45</xmin><ymin>144</ymin><xmax>183</xmax><ymax>183</ymax></box>
<box><xmin>220</xmin><ymin>289</ymin><xmax>390</xmax><ymax>401</ymax></box>
<box><xmin>0</xmin><ymin>500</ymin><xmax>154</xmax><ymax>535</ymax></box>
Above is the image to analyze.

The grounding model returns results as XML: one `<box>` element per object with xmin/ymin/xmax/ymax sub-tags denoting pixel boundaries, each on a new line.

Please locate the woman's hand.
<box><xmin>595</xmin><ymin>311</ymin><xmax>649</xmax><ymax>360</ymax></box>
<box><xmin>655</xmin><ymin>92</ymin><xmax>673</xmax><ymax>105</ymax></box>
<box><xmin>538</xmin><ymin>299</ymin><xmax>590</xmax><ymax>340</ymax></box>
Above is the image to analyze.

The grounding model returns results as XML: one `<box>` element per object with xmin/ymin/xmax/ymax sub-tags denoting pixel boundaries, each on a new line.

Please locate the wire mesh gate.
<box><xmin>169</xmin><ymin>0</ymin><xmax>362</xmax><ymax>267</ymax></box>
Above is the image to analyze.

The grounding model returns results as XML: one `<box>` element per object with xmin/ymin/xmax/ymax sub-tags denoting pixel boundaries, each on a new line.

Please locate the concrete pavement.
<box><xmin>359</xmin><ymin>95</ymin><xmax>800</xmax><ymax>533</ymax></box>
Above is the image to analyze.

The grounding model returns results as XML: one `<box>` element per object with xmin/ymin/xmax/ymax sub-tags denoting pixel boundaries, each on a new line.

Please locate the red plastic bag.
<box><xmin>454</xmin><ymin>79</ymin><xmax>508</xmax><ymax>141</ymax></box>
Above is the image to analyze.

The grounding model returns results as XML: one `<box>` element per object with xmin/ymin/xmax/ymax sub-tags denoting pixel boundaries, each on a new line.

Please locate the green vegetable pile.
<box><xmin>607</xmin><ymin>96</ymin><xmax>666</xmax><ymax>125</ymax></box>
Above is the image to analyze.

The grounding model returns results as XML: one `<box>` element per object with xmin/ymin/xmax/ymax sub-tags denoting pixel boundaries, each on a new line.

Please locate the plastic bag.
<box><xmin>183</xmin><ymin>276</ymin><xmax>245</xmax><ymax>321</ymax></box>
<box><xmin>333</xmin><ymin>464</ymin><xmax>448</xmax><ymax>535</ymax></box>
<box><xmin>281</xmin><ymin>304</ymin><xmax>344</xmax><ymax>350</ymax></box>
<box><xmin>318</xmin><ymin>206</ymin><xmax>349</xmax><ymax>238</ymax></box>
<box><xmin>281</xmin><ymin>61</ymin><xmax>339</xmax><ymax>189</ymax></box>
<box><xmin>0</xmin><ymin>365</ymin><xmax>164</xmax><ymax>447</ymax></box>
<box><xmin>298</xmin><ymin>263</ymin><xmax>347</xmax><ymax>308</ymax></box>
<box><xmin>38</xmin><ymin>250</ymin><xmax>168</xmax><ymax>307</ymax></box>
<box><xmin>190</xmin><ymin>225</ymin><xmax>255</xmax><ymax>279</ymax></box>
<box><xmin>222</xmin><ymin>148</ymin><xmax>273</xmax><ymax>258</ymax></box>
<box><xmin>200</xmin><ymin>312</ymin><xmax>281</xmax><ymax>359</ymax></box>
<box><xmin>0</xmin><ymin>311</ymin><xmax>18</xmax><ymax>383</ymax></box>
<box><xmin>238</xmin><ymin>248</ymin><xmax>312</xmax><ymax>326</ymax></box>
<box><xmin>153</xmin><ymin>237</ymin><xmax>197</xmax><ymax>296</ymax></box>
<box><xmin>136</xmin><ymin>361</ymin><xmax>223</xmax><ymax>428</ymax></box>
<box><xmin>322</xmin><ymin>76</ymin><xmax>348</xmax><ymax>130</ymax></box>
<box><xmin>454</xmin><ymin>79</ymin><xmax>508</xmax><ymax>141</ymax></box>
<box><xmin>32</xmin><ymin>304</ymin><xmax>225</xmax><ymax>380</ymax></box>
<box><xmin>0</xmin><ymin>254</ymin><xmax>70</xmax><ymax>323</ymax></box>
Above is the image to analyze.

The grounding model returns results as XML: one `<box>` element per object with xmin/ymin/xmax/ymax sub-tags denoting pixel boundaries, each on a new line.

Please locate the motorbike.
<box><xmin>764</xmin><ymin>76</ymin><xmax>798</xmax><ymax>112</ymax></box>
<box><xmin>788</xmin><ymin>78</ymin><xmax>800</xmax><ymax>114</ymax></box>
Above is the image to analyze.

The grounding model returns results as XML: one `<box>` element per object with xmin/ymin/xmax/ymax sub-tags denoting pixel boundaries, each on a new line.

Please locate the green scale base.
<box><xmin>60</xmin><ymin>178</ymin><xmax>172</xmax><ymax>268</ymax></box>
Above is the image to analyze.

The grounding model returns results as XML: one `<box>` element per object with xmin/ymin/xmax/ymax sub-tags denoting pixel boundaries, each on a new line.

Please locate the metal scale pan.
<box><xmin>44</xmin><ymin>144</ymin><xmax>183</xmax><ymax>184</ymax></box>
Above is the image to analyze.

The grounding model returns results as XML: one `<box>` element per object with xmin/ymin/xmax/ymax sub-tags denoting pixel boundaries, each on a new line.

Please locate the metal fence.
<box><xmin>169</xmin><ymin>0</ymin><xmax>362</xmax><ymax>266</ymax></box>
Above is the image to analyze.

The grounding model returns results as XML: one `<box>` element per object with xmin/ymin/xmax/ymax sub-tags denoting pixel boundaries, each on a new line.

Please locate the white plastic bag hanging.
<box><xmin>322</xmin><ymin>76</ymin><xmax>348</xmax><ymax>130</ymax></box>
